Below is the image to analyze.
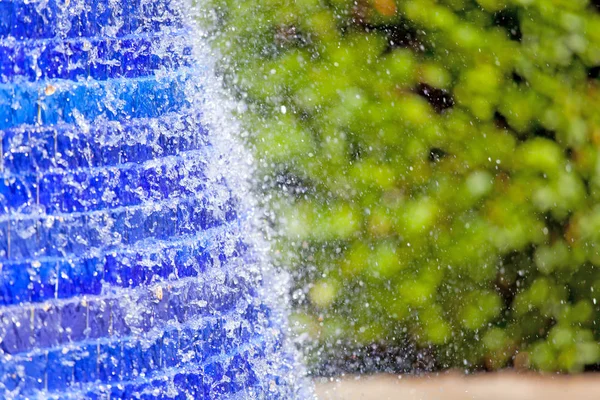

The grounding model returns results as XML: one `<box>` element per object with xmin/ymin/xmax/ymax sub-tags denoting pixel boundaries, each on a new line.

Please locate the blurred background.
<box><xmin>201</xmin><ymin>0</ymin><xmax>600</xmax><ymax>390</ymax></box>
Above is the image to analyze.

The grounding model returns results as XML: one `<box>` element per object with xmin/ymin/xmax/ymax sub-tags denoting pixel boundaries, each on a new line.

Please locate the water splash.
<box><xmin>0</xmin><ymin>0</ymin><xmax>311</xmax><ymax>398</ymax></box>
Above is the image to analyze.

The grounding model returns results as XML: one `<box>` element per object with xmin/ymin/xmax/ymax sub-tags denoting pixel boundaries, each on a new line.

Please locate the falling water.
<box><xmin>0</xmin><ymin>0</ymin><xmax>311</xmax><ymax>398</ymax></box>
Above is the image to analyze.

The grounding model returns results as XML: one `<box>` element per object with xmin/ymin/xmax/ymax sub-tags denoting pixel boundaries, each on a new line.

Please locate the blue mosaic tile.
<box><xmin>0</xmin><ymin>0</ymin><xmax>308</xmax><ymax>398</ymax></box>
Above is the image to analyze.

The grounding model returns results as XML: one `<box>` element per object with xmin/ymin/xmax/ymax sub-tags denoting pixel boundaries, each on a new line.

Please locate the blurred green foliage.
<box><xmin>207</xmin><ymin>0</ymin><xmax>600</xmax><ymax>372</ymax></box>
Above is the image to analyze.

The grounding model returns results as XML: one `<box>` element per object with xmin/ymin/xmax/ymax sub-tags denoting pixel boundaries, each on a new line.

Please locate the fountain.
<box><xmin>0</xmin><ymin>0</ymin><xmax>310</xmax><ymax>398</ymax></box>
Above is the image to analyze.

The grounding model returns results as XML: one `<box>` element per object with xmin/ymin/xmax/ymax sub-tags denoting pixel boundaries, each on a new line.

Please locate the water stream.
<box><xmin>0</xmin><ymin>0</ymin><xmax>311</xmax><ymax>398</ymax></box>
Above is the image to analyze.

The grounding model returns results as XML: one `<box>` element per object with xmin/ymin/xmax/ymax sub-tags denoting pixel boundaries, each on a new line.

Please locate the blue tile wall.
<box><xmin>0</xmin><ymin>0</ymin><xmax>306</xmax><ymax>398</ymax></box>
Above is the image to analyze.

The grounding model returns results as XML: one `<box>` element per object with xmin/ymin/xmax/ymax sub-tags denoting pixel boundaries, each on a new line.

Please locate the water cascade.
<box><xmin>0</xmin><ymin>0</ymin><xmax>309</xmax><ymax>398</ymax></box>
